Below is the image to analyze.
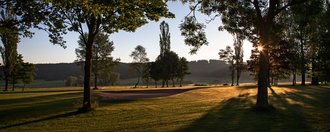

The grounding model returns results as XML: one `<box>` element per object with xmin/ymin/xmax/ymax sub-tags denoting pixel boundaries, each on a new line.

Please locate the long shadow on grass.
<box><xmin>98</xmin><ymin>88</ymin><xmax>206</xmax><ymax>101</ymax></box>
<box><xmin>0</xmin><ymin>96</ymin><xmax>81</xmax><ymax>123</ymax></box>
<box><xmin>1</xmin><ymin>89</ymin><xmax>82</xmax><ymax>94</ymax></box>
<box><xmin>0</xmin><ymin>110</ymin><xmax>82</xmax><ymax>129</ymax></box>
<box><xmin>0</xmin><ymin>92</ymin><xmax>82</xmax><ymax>106</ymax></box>
<box><xmin>180</xmin><ymin>87</ymin><xmax>321</xmax><ymax>131</ymax></box>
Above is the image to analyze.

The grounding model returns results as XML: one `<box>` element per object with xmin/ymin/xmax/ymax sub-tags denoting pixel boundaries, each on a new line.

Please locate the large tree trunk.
<box><xmin>82</xmin><ymin>39</ymin><xmax>93</xmax><ymax>111</ymax></box>
<box><xmin>82</xmin><ymin>40</ymin><xmax>92</xmax><ymax>111</ymax></box>
<box><xmin>81</xmin><ymin>22</ymin><xmax>99</xmax><ymax>111</ymax></box>
<box><xmin>81</xmin><ymin>16</ymin><xmax>101</xmax><ymax>111</ymax></box>
<box><xmin>256</xmin><ymin>49</ymin><xmax>269</xmax><ymax>109</ymax></box>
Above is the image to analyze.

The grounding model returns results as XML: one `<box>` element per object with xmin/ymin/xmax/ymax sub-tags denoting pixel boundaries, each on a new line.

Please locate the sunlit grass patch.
<box><xmin>0</xmin><ymin>85</ymin><xmax>329</xmax><ymax>131</ymax></box>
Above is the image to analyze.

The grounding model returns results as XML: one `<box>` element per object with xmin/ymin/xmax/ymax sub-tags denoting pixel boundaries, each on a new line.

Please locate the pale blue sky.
<box><xmin>16</xmin><ymin>2</ymin><xmax>252</xmax><ymax>64</ymax></box>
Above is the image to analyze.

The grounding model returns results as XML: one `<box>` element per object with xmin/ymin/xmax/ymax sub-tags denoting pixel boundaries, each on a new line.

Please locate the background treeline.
<box><xmin>24</xmin><ymin>60</ymin><xmax>255</xmax><ymax>85</ymax></box>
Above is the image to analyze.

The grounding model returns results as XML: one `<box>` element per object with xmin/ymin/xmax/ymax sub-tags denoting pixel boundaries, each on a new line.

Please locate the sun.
<box><xmin>257</xmin><ymin>46</ymin><xmax>263</xmax><ymax>52</ymax></box>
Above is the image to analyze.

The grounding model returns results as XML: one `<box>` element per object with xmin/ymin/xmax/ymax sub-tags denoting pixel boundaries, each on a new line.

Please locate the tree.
<box><xmin>19</xmin><ymin>62</ymin><xmax>36</xmax><ymax>91</ymax></box>
<box><xmin>130</xmin><ymin>45</ymin><xmax>149</xmax><ymax>88</ymax></box>
<box><xmin>0</xmin><ymin>12</ymin><xmax>19</xmax><ymax>91</ymax></box>
<box><xmin>179</xmin><ymin>16</ymin><xmax>208</xmax><ymax>54</ymax></box>
<box><xmin>75</xmin><ymin>32</ymin><xmax>118</xmax><ymax>90</ymax></box>
<box><xmin>142</xmin><ymin>63</ymin><xmax>152</xmax><ymax>88</ymax></box>
<box><xmin>46</xmin><ymin>0</ymin><xmax>174</xmax><ymax>111</ymax></box>
<box><xmin>106</xmin><ymin>72</ymin><xmax>120</xmax><ymax>86</ymax></box>
<box><xmin>155</xmin><ymin>51</ymin><xmax>180</xmax><ymax>87</ymax></box>
<box><xmin>0</xmin><ymin>1</ymin><xmax>53</xmax><ymax>91</ymax></box>
<box><xmin>318</xmin><ymin>2</ymin><xmax>330</xmax><ymax>84</ymax></box>
<box><xmin>66</xmin><ymin>76</ymin><xmax>78</xmax><ymax>87</ymax></box>
<box><xmin>10</xmin><ymin>54</ymin><xmax>23</xmax><ymax>91</ymax></box>
<box><xmin>179</xmin><ymin>0</ymin><xmax>307</xmax><ymax>110</ymax></box>
<box><xmin>233</xmin><ymin>34</ymin><xmax>244</xmax><ymax>86</ymax></box>
<box><xmin>219</xmin><ymin>46</ymin><xmax>235</xmax><ymax>86</ymax></box>
<box><xmin>160</xmin><ymin>21</ymin><xmax>171</xmax><ymax>56</ymax></box>
<box><xmin>150</xmin><ymin>62</ymin><xmax>161</xmax><ymax>88</ymax></box>
<box><xmin>289</xmin><ymin>1</ymin><xmax>323</xmax><ymax>85</ymax></box>
<box><xmin>177</xmin><ymin>57</ymin><xmax>190</xmax><ymax>87</ymax></box>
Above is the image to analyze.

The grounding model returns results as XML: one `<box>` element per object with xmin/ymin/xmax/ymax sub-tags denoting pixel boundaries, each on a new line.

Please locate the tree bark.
<box><xmin>256</xmin><ymin>49</ymin><xmax>269</xmax><ymax>109</ymax></box>
<box><xmin>300</xmin><ymin>38</ymin><xmax>306</xmax><ymax>85</ymax></box>
<box><xmin>94</xmin><ymin>73</ymin><xmax>98</xmax><ymax>89</ymax></box>
<box><xmin>82</xmin><ymin>38</ymin><xmax>93</xmax><ymax>111</ymax></box>
<box><xmin>231</xmin><ymin>64</ymin><xmax>234</xmax><ymax>86</ymax></box>
<box><xmin>81</xmin><ymin>18</ymin><xmax>99</xmax><ymax>111</ymax></box>
<box><xmin>180</xmin><ymin>78</ymin><xmax>182</xmax><ymax>87</ymax></box>
<box><xmin>12</xmin><ymin>75</ymin><xmax>15</xmax><ymax>91</ymax></box>
<box><xmin>236</xmin><ymin>67</ymin><xmax>240</xmax><ymax>86</ymax></box>
<box><xmin>4</xmin><ymin>75</ymin><xmax>8</xmax><ymax>91</ymax></box>
<box><xmin>292</xmin><ymin>70</ymin><xmax>296</xmax><ymax>86</ymax></box>
<box><xmin>134</xmin><ymin>76</ymin><xmax>140</xmax><ymax>88</ymax></box>
<box><xmin>3</xmin><ymin>64</ymin><xmax>9</xmax><ymax>91</ymax></box>
<box><xmin>311</xmin><ymin>58</ymin><xmax>319</xmax><ymax>85</ymax></box>
<box><xmin>162</xmin><ymin>80</ymin><xmax>165</xmax><ymax>87</ymax></box>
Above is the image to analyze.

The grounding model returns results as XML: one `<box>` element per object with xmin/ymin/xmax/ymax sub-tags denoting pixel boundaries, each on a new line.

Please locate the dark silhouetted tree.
<box><xmin>219</xmin><ymin>46</ymin><xmax>235</xmax><ymax>86</ymax></box>
<box><xmin>177</xmin><ymin>57</ymin><xmax>190</xmax><ymax>87</ymax></box>
<box><xmin>159</xmin><ymin>21</ymin><xmax>171</xmax><ymax>56</ymax></box>
<box><xmin>233</xmin><ymin>34</ymin><xmax>244</xmax><ymax>86</ymax></box>
<box><xmin>130</xmin><ymin>45</ymin><xmax>149</xmax><ymax>88</ymax></box>
<box><xmin>76</xmin><ymin>32</ymin><xmax>118</xmax><ymax>89</ymax></box>
<box><xmin>179</xmin><ymin>0</ymin><xmax>307</xmax><ymax>109</ymax></box>
<box><xmin>19</xmin><ymin>62</ymin><xmax>36</xmax><ymax>91</ymax></box>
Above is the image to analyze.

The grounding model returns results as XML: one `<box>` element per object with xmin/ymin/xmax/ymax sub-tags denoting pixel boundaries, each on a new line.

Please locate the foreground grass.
<box><xmin>0</xmin><ymin>85</ymin><xmax>329</xmax><ymax>131</ymax></box>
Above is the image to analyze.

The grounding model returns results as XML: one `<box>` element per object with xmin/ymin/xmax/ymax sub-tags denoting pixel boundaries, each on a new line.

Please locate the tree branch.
<box><xmin>253</xmin><ymin>0</ymin><xmax>263</xmax><ymax>22</ymax></box>
<box><xmin>275</xmin><ymin>0</ymin><xmax>307</xmax><ymax>15</ymax></box>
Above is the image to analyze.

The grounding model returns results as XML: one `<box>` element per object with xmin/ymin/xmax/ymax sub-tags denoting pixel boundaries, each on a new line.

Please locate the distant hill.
<box><xmin>34</xmin><ymin>60</ymin><xmax>254</xmax><ymax>84</ymax></box>
<box><xmin>35</xmin><ymin>63</ymin><xmax>82</xmax><ymax>81</ymax></box>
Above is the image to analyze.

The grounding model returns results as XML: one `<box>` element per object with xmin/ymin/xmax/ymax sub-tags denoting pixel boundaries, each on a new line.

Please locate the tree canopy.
<box><xmin>44</xmin><ymin>0</ymin><xmax>174</xmax><ymax>111</ymax></box>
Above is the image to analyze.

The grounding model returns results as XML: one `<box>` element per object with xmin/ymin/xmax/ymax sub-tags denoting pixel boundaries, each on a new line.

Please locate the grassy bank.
<box><xmin>0</xmin><ymin>85</ymin><xmax>329</xmax><ymax>131</ymax></box>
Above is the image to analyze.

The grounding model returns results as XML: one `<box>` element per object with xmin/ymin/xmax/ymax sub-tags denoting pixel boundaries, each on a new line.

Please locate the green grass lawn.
<box><xmin>0</xmin><ymin>85</ymin><xmax>329</xmax><ymax>131</ymax></box>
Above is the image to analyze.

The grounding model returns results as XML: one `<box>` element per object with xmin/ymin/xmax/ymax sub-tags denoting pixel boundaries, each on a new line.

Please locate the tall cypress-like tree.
<box><xmin>159</xmin><ymin>21</ymin><xmax>171</xmax><ymax>56</ymax></box>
